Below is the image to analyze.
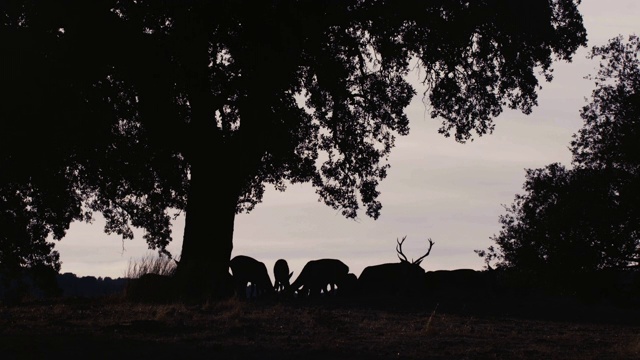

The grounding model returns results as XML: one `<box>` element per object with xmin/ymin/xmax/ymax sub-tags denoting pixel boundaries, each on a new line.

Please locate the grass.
<box><xmin>124</xmin><ymin>252</ymin><xmax>178</xmax><ymax>279</ymax></box>
<box><xmin>425</xmin><ymin>303</ymin><xmax>439</xmax><ymax>334</ymax></box>
<box><xmin>1</xmin><ymin>295</ymin><xmax>639</xmax><ymax>359</ymax></box>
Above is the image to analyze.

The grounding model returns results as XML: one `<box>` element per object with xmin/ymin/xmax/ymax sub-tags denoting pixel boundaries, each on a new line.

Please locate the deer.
<box><xmin>273</xmin><ymin>259</ymin><xmax>293</xmax><ymax>293</ymax></box>
<box><xmin>229</xmin><ymin>255</ymin><xmax>273</xmax><ymax>299</ymax></box>
<box><xmin>290</xmin><ymin>258</ymin><xmax>350</xmax><ymax>298</ymax></box>
<box><xmin>358</xmin><ymin>236</ymin><xmax>434</xmax><ymax>298</ymax></box>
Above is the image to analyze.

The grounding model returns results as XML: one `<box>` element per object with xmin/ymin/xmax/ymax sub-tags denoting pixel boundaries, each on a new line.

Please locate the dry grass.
<box><xmin>124</xmin><ymin>252</ymin><xmax>178</xmax><ymax>279</ymax></box>
<box><xmin>1</xmin><ymin>296</ymin><xmax>639</xmax><ymax>359</ymax></box>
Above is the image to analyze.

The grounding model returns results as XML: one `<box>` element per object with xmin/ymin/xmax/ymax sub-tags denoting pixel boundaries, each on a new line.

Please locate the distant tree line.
<box><xmin>0</xmin><ymin>269</ymin><xmax>127</xmax><ymax>304</ymax></box>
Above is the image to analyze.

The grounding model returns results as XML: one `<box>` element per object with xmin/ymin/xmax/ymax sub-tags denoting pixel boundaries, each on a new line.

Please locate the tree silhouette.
<box><xmin>477</xmin><ymin>35</ymin><xmax>640</xmax><ymax>286</ymax></box>
<box><xmin>1</xmin><ymin>1</ymin><xmax>586</xmax><ymax>299</ymax></box>
<box><xmin>572</xmin><ymin>35</ymin><xmax>640</xmax><ymax>174</ymax></box>
<box><xmin>477</xmin><ymin>164</ymin><xmax>633</xmax><ymax>272</ymax></box>
<box><xmin>571</xmin><ymin>34</ymin><xmax>640</xmax><ymax>270</ymax></box>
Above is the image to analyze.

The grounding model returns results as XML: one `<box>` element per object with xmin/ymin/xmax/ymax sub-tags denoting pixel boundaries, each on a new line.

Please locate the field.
<box><xmin>1</xmin><ymin>295</ymin><xmax>639</xmax><ymax>359</ymax></box>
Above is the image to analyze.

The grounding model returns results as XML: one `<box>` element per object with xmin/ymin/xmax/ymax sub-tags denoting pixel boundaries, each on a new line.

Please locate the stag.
<box><xmin>229</xmin><ymin>255</ymin><xmax>273</xmax><ymax>299</ymax></box>
<box><xmin>273</xmin><ymin>259</ymin><xmax>293</xmax><ymax>293</ymax></box>
<box><xmin>290</xmin><ymin>259</ymin><xmax>350</xmax><ymax>297</ymax></box>
<box><xmin>358</xmin><ymin>236</ymin><xmax>434</xmax><ymax>298</ymax></box>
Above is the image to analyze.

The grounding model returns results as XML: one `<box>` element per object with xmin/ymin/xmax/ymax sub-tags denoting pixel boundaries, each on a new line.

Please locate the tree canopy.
<box><xmin>477</xmin><ymin>35</ymin><xmax>640</xmax><ymax>278</ymax></box>
<box><xmin>1</xmin><ymin>1</ymin><xmax>587</xmax><ymax>297</ymax></box>
<box><xmin>572</xmin><ymin>35</ymin><xmax>640</xmax><ymax>174</ymax></box>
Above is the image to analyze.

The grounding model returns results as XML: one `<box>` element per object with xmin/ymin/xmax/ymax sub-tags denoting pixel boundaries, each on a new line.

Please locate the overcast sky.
<box><xmin>54</xmin><ymin>1</ymin><xmax>640</xmax><ymax>279</ymax></box>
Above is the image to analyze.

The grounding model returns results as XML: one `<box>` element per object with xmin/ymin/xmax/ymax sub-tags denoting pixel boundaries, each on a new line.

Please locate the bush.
<box><xmin>124</xmin><ymin>252</ymin><xmax>179</xmax><ymax>303</ymax></box>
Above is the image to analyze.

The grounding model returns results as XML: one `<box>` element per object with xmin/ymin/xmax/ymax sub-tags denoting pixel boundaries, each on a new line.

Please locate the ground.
<box><xmin>1</xmin><ymin>296</ymin><xmax>639</xmax><ymax>359</ymax></box>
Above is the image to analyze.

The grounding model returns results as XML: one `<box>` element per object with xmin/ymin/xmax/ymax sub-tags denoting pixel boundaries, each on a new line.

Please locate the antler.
<box><xmin>396</xmin><ymin>236</ymin><xmax>409</xmax><ymax>263</ymax></box>
<box><xmin>413</xmin><ymin>238</ymin><xmax>435</xmax><ymax>265</ymax></box>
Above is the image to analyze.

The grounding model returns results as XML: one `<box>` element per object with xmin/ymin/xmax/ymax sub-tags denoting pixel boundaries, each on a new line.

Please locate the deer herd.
<box><xmin>228</xmin><ymin>236</ymin><xmax>490</xmax><ymax>301</ymax></box>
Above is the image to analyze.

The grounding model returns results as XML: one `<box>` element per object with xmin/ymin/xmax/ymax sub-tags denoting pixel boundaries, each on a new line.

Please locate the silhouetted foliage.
<box><xmin>0</xmin><ymin>189</ymin><xmax>62</xmax><ymax>275</ymax></box>
<box><xmin>477</xmin><ymin>35</ymin><xmax>640</xmax><ymax>292</ymax></box>
<box><xmin>0</xmin><ymin>1</ymin><xmax>587</xmax><ymax>299</ymax></box>
<box><xmin>479</xmin><ymin>165</ymin><xmax>631</xmax><ymax>271</ymax></box>
<box><xmin>0</xmin><ymin>186</ymin><xmax>62</xmax><ymax>298</ymax></box>
<box><xmin>571</xmin><ymin>35</ymin><xmax>640</xmax><ymax>262</ymax></box>
<box><xmin>572</xmin><ymin>35</ymin><xmax>640</xmax><ymax>173</ymax></box>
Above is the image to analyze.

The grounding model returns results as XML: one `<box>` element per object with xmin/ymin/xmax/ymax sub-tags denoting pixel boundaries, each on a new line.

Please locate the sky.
<box><xmin>54</xmin><ymin>1</ymin><xmax>640</xmax><ymax>280</ymax></box>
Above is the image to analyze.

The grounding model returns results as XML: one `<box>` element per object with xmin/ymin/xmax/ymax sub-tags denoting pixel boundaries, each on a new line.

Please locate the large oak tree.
<box><xmin>1</xmin><ymin>1</ymin><xmax>586</xmax><ymax>298</ymax></box>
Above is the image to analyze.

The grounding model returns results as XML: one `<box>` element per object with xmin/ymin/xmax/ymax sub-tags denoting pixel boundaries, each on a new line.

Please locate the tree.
<box><xmin>572</xmin><ymin>35</ymin><xmax>640</xmax><ymax>174</ymax></box>
<box><xmin>477</xmin><ymin>35</ymin><xmax>640</xmax><ymax>282</ymax></box>
<box><xmin>0</xmin><ymin>186</ymin><xmax>62</xmax><ymax>277</ymax></box>
<box><xmin>572</xmin><ymin>35</ymin><xmax>640</xmax><ymax>241</ymax></box>
<box><xmin>1</xmin><ymin>1</ymin><xmax>587</xmax><ymax>299</ymax></box>
<box><xmin>477</xmin><ymin>164</ymin><xmax>635</xmax><ymax>274</ymax></box>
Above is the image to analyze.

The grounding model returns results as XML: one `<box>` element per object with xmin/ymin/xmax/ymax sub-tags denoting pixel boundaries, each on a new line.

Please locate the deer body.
<box><xmin>230</xmin><ymin>255</ymin><xmax>273</xmax><ymax>299</ymax></box>
<box><xmin>290</xmin><ymin>259</ymin><xmax>349</xmax><ymax>297</ymax></box>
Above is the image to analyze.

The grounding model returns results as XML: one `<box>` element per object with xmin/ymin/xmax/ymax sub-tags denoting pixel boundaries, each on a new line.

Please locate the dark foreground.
<box><xmin>1</xmin><ymin>296</ymin><xmax>639</xmax><ymax>360</ymax></box>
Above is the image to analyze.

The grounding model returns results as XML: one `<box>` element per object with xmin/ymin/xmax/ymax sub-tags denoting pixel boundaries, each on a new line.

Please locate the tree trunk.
<box><xmin>175</xmin><ymin>154</ymin><xmax>240</xmax><ymax>301</ymax></box>
<box><xmin>172</xmin><ymin>61</ymin><xmax>268</xmax><ymax>300</ymax></box>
